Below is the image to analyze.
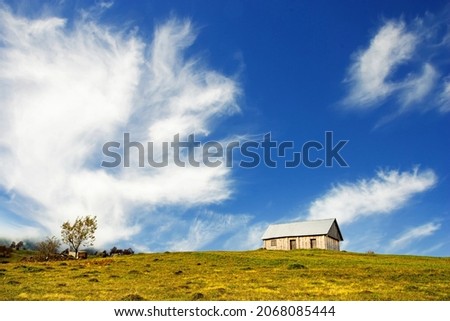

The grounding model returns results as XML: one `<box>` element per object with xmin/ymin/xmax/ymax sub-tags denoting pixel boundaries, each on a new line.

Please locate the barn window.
<box><xmin>271</xmin><ymin>239</ymin><xmax>277</xmax><ymax>247</ymax></box>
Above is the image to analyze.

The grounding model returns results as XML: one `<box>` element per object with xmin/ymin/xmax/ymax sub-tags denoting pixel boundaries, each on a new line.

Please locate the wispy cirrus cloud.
<box><xmin>167</xmin><ymin>211</ymin><xmax>252</xmax><ymax>251</ymax></box>
<box><xmin>224</xmin><ymin>221</ymin><xmax>269</xmax><ymax>250</ymax></box>
<box><xmin>342</xmin><ymin>11</ymin><xmax>450</xmax><ymax>118</ymax></box>
<box><xmin>438</xmin><ymin>80</ymin><xmax>450</xmax><ymax>112</ymax></box>
<box><xmin>307</xmin><ymin>168</ymin><xmax>437</xmax><ymax>224</ymax></box>
<box><xmin>0</xmin><ymin>4</ymin><xmax>244</xmax><ymax>249</ymax></box>
<box><xmin>343</xmin><ymin>21</ymin><xmax>418</xmax><ymax>107</ymax></box>
<box><xmin>388</xmin><ymin>222</ymin><xmax>441</xmax><ymax>251</ymax></box>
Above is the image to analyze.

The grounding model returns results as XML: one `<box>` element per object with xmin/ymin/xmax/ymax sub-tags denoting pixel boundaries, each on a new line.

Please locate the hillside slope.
<box><xmin>1</xmin><ymin>250</ymin><xmax>449</xmax><ymax>300</ymax></box>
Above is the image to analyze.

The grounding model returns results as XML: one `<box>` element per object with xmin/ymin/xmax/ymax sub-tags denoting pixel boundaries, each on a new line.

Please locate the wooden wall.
<box><xmin>263</xmin><ymin>235</ymin><xmax>340</xmax><ymax>251</ymax></box>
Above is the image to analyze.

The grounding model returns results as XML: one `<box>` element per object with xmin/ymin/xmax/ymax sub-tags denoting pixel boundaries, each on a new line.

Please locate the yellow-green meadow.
<box><xmin>1</xmin><ymin>250</ymin><xmax>449</xmax><ymax>301</ymax></box>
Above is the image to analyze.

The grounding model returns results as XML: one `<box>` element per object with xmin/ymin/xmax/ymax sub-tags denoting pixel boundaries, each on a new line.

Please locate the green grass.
<box><xmin>1</xmin><ymin>249</ymin><xmax>449</xmax><ymax>301</ymax></box>
<box><xmin>0</xmin><ymin>250</ymin><xmax>36</xmax><ymax>263</ymax></box>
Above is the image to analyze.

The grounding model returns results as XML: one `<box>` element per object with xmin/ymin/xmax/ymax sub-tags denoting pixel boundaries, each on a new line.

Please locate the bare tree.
<box><xmin>37</xmin><ymin>236</ymin><xmax>61</xmax><ymax>260</ymax></box>
<box><xmin>61</xmin><ymin>216</ymin><xmax>97</xmax><ymax>258</ymax></box>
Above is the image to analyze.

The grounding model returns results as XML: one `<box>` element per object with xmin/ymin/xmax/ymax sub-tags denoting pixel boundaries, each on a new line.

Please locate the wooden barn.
<box><xmin>262</xmin><ymin>218</ymin><xmax>343</xmax><ymax>251</ymax></box>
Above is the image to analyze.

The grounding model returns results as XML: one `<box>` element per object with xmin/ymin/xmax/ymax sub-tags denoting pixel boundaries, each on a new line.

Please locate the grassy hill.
<box><xmin>1</xmin><ymin>249</ymin><xmax>449</xmax><ymax>301</ymax></box>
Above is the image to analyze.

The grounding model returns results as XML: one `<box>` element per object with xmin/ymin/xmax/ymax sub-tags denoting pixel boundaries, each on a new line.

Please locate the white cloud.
<box><xmin>0</xmin><ymin>218</ymin><xmax>42</xmax><ymax>241</ymax></box>
<box><xmin>143</xmin><ymin>19</ymin><xmax>240</xmax><ymax>143</ymax></box>
<box><xmin>307</xmin><ymin>168</ymin><xmax>437</xmax><ymax>224</ymax></box>
<box><xmin>418</xmin><ymin>242</ymin><xmax>446</xmax><ymax>256</ymax></box>
<box><xmin>99</xmin><ymin>1</ymin><xmax>114</xmax><ymax>9</ymax></box>
<box><xmin>344</xmin><ymin>21</ymin><xmax>417</xmax><ymax>107</ymax></box>
<box><xmin>167</xmin><ymin>211</ymin><xmax>252</xmax><ymax>251</ymax></box>
<box><xmin>223</xmin><ymin>222</ymin><xmax>268</xmax><ymax>250</ymax></box>
<box><xmin>343</xmin><ymin>13</ymin><xmax>450</xmax><ymax>116</ymax></box>
<box><xmin>438</xmin><ymin>80</ymin><xmax>450</xmax><ymax>112</ymax></box>
<box><xmin>0</xmin><ymin>6</ymin><xmax>241</xmax><ymax>248</ymax></box>
<box><xmin>388</xmin><ymin>222</ymin><xmax>441</xmax><ymax>251</ymax></box>
<box><xmin>399</xmin><ymin>63</ymin><xmax>438</xmax><ymax>107</ymax></box>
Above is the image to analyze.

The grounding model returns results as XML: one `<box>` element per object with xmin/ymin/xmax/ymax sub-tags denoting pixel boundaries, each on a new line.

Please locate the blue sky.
<box><xmin>0</xmin><ymin>0</ymin><xmax>449</xmax><ymax>256</ymax></box>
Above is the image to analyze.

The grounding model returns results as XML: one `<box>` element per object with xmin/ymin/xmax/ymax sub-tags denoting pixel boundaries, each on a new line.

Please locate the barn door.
<box><xmin>289</xmin><ymin>240</ymin><xmax>297</xmax><ymax>250</ymax></box>
<box><xmin>310</xmin><ymin>238</ymin><xmax>317</xmax><ymax>249</ymax></box>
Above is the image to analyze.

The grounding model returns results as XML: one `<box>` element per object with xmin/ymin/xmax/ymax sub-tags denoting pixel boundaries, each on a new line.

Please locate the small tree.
<box><xmin>61</xmin><ymin>216</ymin><xmax>97</xmax><ymax>258</ymax></box>
<box><xmin>15</xmin><ymin>241</ymin><xmax>24</xmax><ymax>250</ymax></box>
<box><xmin>37</xmin><ymin>236</ymin><xmax>61</xmax><ymax>260</ymax></box>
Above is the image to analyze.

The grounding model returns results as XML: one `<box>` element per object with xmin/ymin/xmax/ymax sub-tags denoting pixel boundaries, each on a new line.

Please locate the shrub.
<box><xmin>0</xmin><ymin>246</ymin><xmax>12</xmax><ymax>258</ymax></box>
<box><xmin>192</xmin><ymin>293</ymin><xmax>204</xmax><ymax>301</ymax></box>
<box><xmin>121</xmin><ymin>294</ymin><xmax>146</xmax><ymax>301</ymax></box>
<box><xmin>288</xmin><ymin>263</ymin><xmax>306</xmax><ymax>270</ymax></box>
<box><xmin>110</xmin><ymin>247</ymin><xmax>134</xmax><ymax>256</ymax></box>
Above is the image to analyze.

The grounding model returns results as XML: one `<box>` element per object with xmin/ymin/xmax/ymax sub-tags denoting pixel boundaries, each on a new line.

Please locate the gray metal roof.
<box><xmin>261</xmin><ymin>218</ymin><xmax>343</xmax><ymax>241</ymax></box>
